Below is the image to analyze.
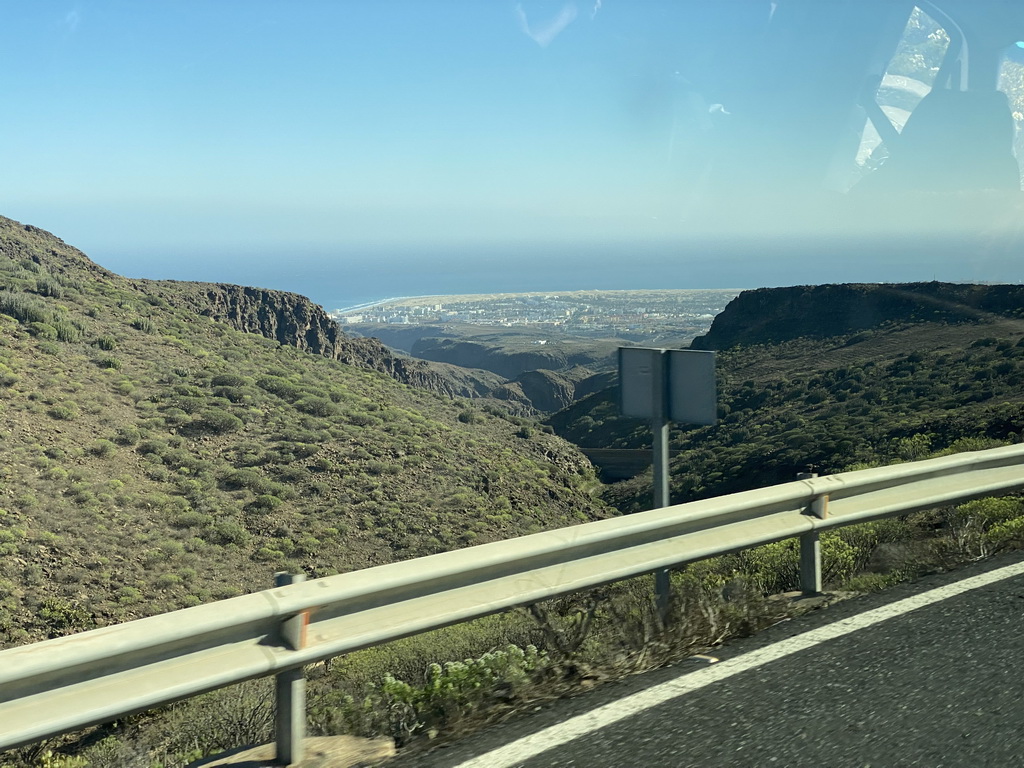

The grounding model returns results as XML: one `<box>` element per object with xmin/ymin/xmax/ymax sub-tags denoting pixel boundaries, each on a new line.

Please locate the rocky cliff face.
<box><xmin>691</xmin><ymin>282</ymin><xmax>1024</xmax><ymax>350</ymax></box>
<box><xmin>134</xmin><ymin>280</ymin><xmax>498</xmax><ymax>399</ymax></box>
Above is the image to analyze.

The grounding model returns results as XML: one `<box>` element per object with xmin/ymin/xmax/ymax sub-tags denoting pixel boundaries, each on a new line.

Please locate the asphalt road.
<box><xmin>388</xmin><ymin>552</ymin><xmax>1024</xmax><ymax>768</ymax></box>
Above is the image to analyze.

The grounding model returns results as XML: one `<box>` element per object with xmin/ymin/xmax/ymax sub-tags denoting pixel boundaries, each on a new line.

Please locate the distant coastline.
<box><xmin>330</xmin><ymin>288</ymin><xmax>748</xmax><ymax>317</ymax></box>
<box><xmin>331</xmin><ymin>297</ymin><xmax>416</xmax><ymax>315</ymax></box>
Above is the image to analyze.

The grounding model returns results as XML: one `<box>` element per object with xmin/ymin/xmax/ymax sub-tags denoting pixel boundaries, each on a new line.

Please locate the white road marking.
<box><xmin>454</xmin><ymin>559</ymin><xmax>1024</xmax><ymax>768</ymax></box>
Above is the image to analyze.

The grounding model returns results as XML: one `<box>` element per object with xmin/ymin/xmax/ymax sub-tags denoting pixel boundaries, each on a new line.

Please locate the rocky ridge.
<box><xmin>691</xmin><ymin>282</ymin><xmax>1024</xmax><ymax>350</ymax></box>
<box><xmin>133</xmin><ymin>280</ymin><xmax>502</xmax><ymax>401</ymax></box>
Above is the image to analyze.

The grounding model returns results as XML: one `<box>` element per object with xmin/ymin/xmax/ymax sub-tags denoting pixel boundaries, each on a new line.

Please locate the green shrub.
<box><xmin>161</xmin><ymin>407</ymin><xmax>189</xmax><ymax>426</ymax></box>
<box><xmin>986</xmin><ymin>515</ymin><xmax>1024</xmax><ymax>549</ymax></box>
<box><xmin>171</xmin><ymin>396</ymin><xmax>206</xmax><ymax>414</ymax></box>
<box><xmin>34</xmin><ymin>277</ymin><xmax>65</xmax><ymax>298</ymax></box>
<box><xmin>170</xmin><ymin>509</ymin><xmax>212</xmax><ymax>529</ymax></box>
<box><xmin>38</xmin><ymin>597</ymin><xmax>92</xmax><ymax>634</ymax></box>
<box><xmin>204</xmin><ymin>519</ymin><xmax>250</xmax><ymax>546</ymax></box>
<box><xmin>211</xmin><ymin>373</ymin><xmax>250</xmax><ymax>387</ymax></box>
<box><xmin>0</xmin><ymin>364</ymin><xmax>18</xmax><ymax>387</ymax></box>
<box><xmin>0</xmin><ymin>293</ymin><xmax>51</xmax><ymax>324</ymax></box>
<box><xmin>137</xmin><ymin>438</ymin><xmax>168</xmax><ymax>456</ymax></box>
<box><xmin>155</xmin><ymin>573</ymin><xmax>182</xmax><ymax>589</ymax></box>
<box><xmin>247</xmin><ymin>494</ymin><xmax>284</xmax><ymax>513</ymax></box>
<box><xmin>221</xmin><ymin>468</ymin><xmax>262</xmax><ymax>490</ymax></box>
<box><xmin>296</xmin><ymin>396</ymin><xmax>338</xmax><ymax>418</ymax></box>
<box><xmin>89</xmin><ymin>439</ymin><xmax>117</xmax><ymax>457</ymax></box>
<box><xmin>212</xmin><ymin>386</ymin><xmax>251</xmax><ymax>403</ymax></box>
<box><xmin>326</xmin><ymin>645</ymin><xmax>550</xmax><ymax>743</ymax></box>
<box><xmin>53</xmin><ymin>320</ymin><xmax>83</xmax><ymax>342</ymax></box>
<box><xmin>48</xmin><ymin>403</ymin><xmax>79</xmax><ymax>421</ymax></box>
<box><xmin>14</xmin><ymin>493</ymin><xmax>37</xmax><ymax>510</ymax></box>
<box><xmin>257</xmin><ymin>376</ymin><xmax>304</xmax><ymax>401</ymax></box>
<box><xmin>93</xmin><ymin>335</ymin><xmax>117</xmax><ymax>351</ymax></box>
<box><xmin>190</xmin><ymin>408</ymin><xmax>243</xmax><ymax>434</ymax></box>
<box><xmin>28</xmin><ymin>322</ymin><xmax>58</xmax><ymax>340</ymax></box>
<box><xmin>117</xmin><ymin>586</ymin><xmax>143</xmax><ymax>604</ymax></box>
<box><xmin>114</xmin><ymin>425</ymin><xmax>142</xmax><ymax>445</ymax></box>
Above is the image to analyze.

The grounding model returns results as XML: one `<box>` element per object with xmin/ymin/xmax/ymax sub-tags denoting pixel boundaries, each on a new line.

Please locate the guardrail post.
<box><xmin>799</xmin><ymin>532</ymin><xmax>822</xmax><ymax>596</ymax></box>
<box><xmin>274</xmin><ymin>572</ymin><xmax>307</xmax><ymax>766</ymax></box>
<box><xmin>797</xmin><ymin>473</ymin><xmax>826</xmax><ymax>596</ymax></box>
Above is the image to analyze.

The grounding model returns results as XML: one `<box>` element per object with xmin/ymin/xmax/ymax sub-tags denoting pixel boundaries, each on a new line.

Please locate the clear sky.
<box><xmin>2</xmin><ymin>2</ymin><xmax>719</xmax><ymax>302</ymax></box>
<box><xmin>2</xmin><ymin>3</ymin><xmax>1022</xmax><ymax>307</ymax></box>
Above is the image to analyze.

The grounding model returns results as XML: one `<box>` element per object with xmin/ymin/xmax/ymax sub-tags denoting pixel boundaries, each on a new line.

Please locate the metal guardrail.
<box><xmin>3</xmin><ymin>444</ymin><xmax>1024</xmax><ymax>763</ymax></box>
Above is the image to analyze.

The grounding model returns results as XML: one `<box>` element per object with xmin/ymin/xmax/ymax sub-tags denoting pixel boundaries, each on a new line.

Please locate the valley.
<box><xmin>3</xmin><ymin>219</ymin><xmax>1024</xmax><ymax>768</ymax></box>
<box><xmin>339</xmin><ymin>290</ymin><xmax>738</xmax><ymax>415</ymax></box>
<box><xmin>4</xmin><ymin>216</ymin><xmax>1024</xmax><ymax>656</ymax></box>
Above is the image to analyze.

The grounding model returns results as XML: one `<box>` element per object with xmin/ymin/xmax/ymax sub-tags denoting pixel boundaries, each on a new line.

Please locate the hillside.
<box><xmin>128</xmin><ymin>280</ymin><xmax>508</xmax><ymax>402</ymax></box>
<box><xmin>691</xmin><ymin>282</ymin><xmax>1024</xmax><ymax>350</ymax></box>
<box><xmin>0</xmin><ymin>216</ymin><xmax>610</xmax><ymax>647</ymax></box>
<box><xmin>548</xmin><ymin>282</ymin><xmax>1024</xmax><ymax>510</ymax></box>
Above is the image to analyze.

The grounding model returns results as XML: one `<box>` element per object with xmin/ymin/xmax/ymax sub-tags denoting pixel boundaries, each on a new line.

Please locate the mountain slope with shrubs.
<box><xmin>547</xmin><ymin>283</ymin><xmax>1024</xmax><ymax>512</ymax></box>
<box><xmin>0</xmin><ymin>216</ymin><xmax>609</xmax><ymax>647</ymax></box>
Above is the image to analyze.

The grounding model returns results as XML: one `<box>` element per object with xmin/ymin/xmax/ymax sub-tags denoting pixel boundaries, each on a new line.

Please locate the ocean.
<box><xmin>96</xmin><ymin>234</ymin><xmax>995</xmax><ymax>313</ymax></box>
<box><xmin>103</xmin><ymin>241</ymin><xmax>756</xmax><ymax>313</ymax></box>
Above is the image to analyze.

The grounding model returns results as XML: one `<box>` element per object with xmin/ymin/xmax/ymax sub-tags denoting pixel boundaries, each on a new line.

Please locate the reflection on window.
<box><xmin>854</xmin><ymin>6</ymin><xmax>950</xmax><ymax>176</ymax></box>
<box><xmin>998</xmin><ymin>44</ymin><xmax>1024</xmax><ymax>186</ymax></box>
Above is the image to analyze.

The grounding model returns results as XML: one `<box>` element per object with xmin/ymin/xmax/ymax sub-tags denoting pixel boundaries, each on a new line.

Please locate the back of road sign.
<box><xmin>618</xmin><ymin>347</ymin><xmax>717</xmax><ymax>425</ymax></box>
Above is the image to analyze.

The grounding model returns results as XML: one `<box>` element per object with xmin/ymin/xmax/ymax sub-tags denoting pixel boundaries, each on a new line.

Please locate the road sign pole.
<box><xmin>652</xmin><ymin>350</ymin><xmax>672</xmax><ymax>625</ymax></box>
<box><xmin>619</xmin><ymin>346</ymin><xmax>716</xmax><ymax>628</ymax></box>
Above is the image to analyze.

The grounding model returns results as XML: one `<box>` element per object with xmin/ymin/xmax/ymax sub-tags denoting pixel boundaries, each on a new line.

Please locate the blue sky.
<box><xmin>1</xmin><ymin>2</ymin><xmax>717</xmax><ymax>302</ymax></box>
<box><xmin>3</xmin><ymin>3</ymin><xmax>1022</xmax><ymax>307</ymax></box>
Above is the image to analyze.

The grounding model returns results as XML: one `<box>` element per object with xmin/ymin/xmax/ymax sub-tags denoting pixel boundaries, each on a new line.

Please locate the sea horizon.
<box><xmin>89</xmin><ymin>236</ymin><xmax>1019</xmax><ymax>316</ymax></box>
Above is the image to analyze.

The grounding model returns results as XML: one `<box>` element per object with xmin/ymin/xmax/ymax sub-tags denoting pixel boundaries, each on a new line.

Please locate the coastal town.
<box><xmin>330</xmin><ymin>288</ymin><xmax>741</xmax><ymax>342</ymax></box>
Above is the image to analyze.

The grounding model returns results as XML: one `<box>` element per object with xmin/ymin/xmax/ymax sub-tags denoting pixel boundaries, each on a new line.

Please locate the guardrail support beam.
<box><xmin>799</xmin><ymin>532</ymin><xmax>822</xmax><ymax>596</ymax></box>
<box><xmin>274</xmin><ymin>572</ymin><xmax>307</xmax><ymax>766</ymax></box>
<box><xmin>796</xmin><ymin>473</ymin><xmax>824</xmax><ymax>596</ymax></box>
<box><xmin>6</xmin><ymin>446</ymin><xmax>1024</xmax><ymax>755</ymax></box>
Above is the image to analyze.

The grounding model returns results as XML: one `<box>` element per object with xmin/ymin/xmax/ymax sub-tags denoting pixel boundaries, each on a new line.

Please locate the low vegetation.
<box><xmin>0</xmin><ymin>216</ymin><xmax>608</xmax><ymax>647</ymax></box>
<box><xmin>6</xmin><ymin>490</ymin><xmax>1023</xmax><ymax>768</ymax></box>
<box><xmin>4</xmin><ymin>218</ymin><xmax>1024</xmax><ymax>767</ymax></box>
<box><xmin>550</xmin><ymin>323</ymin><xmax>1024</xmax><ymax>512</ymax></box>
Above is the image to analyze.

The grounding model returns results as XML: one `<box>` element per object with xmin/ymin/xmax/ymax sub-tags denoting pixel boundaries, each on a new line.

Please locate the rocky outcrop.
<box><xmin>0</xmin><ymin>216</ymin><xmax>119</xmax><ymax>284</ymax></box>
<box><xmin>490</xmin><ymin>381</ymin><xmax>535</xmax><ymax>412</ymax></box>
<box><xmin>514</xmin><ymin>370</ymin><xmax>576</xmax><ymax>413</ymax></box>
<box><xmin>148</xmin><ymin>282</ymin><xmax>345</xmax><ymax>355</ymax></box>
<box><xmin>691</xmin><ymin>282</ymin><xmax>1024</xmax><ymax>350</ymax></box>
<box><xmin>135</xmin><ymin>280</ymin><xmax>500</xmax><ymax>400</ymax></box>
